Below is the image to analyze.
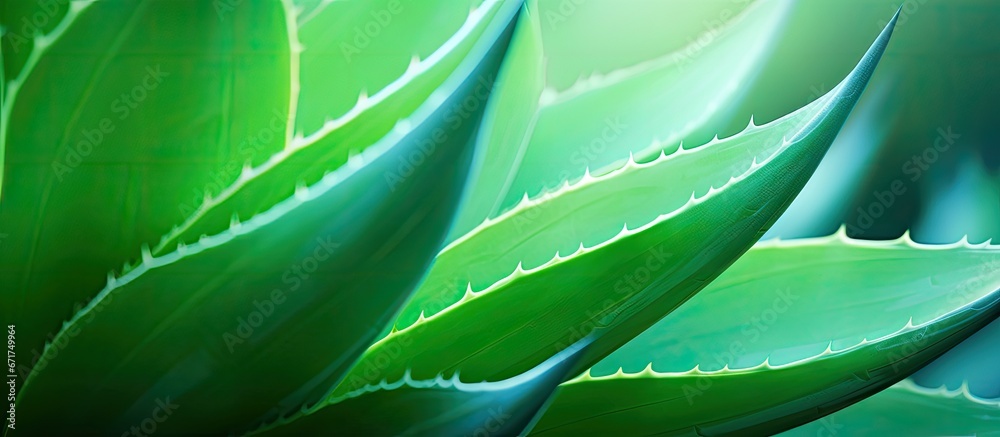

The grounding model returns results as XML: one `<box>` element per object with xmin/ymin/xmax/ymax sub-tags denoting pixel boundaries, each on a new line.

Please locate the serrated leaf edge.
<box><xmin>397</xmin><ymin>94</ymin><xmax>830</xmax><ymax>336</ymax></box>
<box><xmin>559</xmin><ymin>236</ymin><xmax>1000</xmax><ymax>383</ymax></box>
<box><xmin>893</xmin><ymin>379</ymin><xmax>1000</xmax><ymax>406</ymax></box>
<box><xmin>387</xmin><ymin>122</ymin><xmax>792</xmax><ymax>339</ymax></box>
<box><xmin>485</xmin><ymin>0</ymin><xmax>783</xmax><ymax>221</ymax></box>
<box><xmin>248</xmin><ymin>333</ymin><xmax>591</xmax><ymax>435</ymax></box>
<box><xmin>536</xmin><ymin>0</ymin><xmax>769</xmax><ymax>108</ymax></box>
<box><xmin>152</xmin><ymin>0</ymin><xmax>504</xmax><ymax>255</ymax></box>
<box><xmin>410</xmin><ymin>10</ymin><xmax>898</xmax><ymax>331</ymax></box>
<box><xmin>16</xmin><ymin>33</ymin><xmax>489</xmax><ymax>395</ymax></box>
<box><xmin>0</xmin><ymin>1</ymin><xmax>93</xmax><ymax>196</ymax></box>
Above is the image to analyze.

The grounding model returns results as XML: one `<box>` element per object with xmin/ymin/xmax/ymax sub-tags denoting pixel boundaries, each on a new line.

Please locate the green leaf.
<box><xmin>450</xmin><ymin>0</ymin><xmax>792</xmax><ymax>240</ymax></box>
<box><xmin>8</xmin><ymin>1</ymin><xmax>522</xmax><ymax>434</ymax></box>
<box><xmin>254</xmin><ymin>337</ymin><xmax>594</xmax><ymax>436</ymax></box>
<box><xmin>908</xmin><ymin>154</ymin><xmax>1000</xmax><ymax>396</ymax></box>
<box><xmin>532</xmin><ymin>232</ymin><xmax>1000</xmax><ymax>436</ymax></box>
<box><xmin>290</xmin><ymin>0</ymin><xmax>485</xmax><ymax>138</ymax></box>
<box><xmin>154</xmin><ymin>0</ymin><xmax>502</xmax><ymax>253</ymax></box>
<box><xmin>333</xmin><ymin>7</ymin><xmax>897</xmax><ymax>399</ymax></box>
<box><xmin>781</xmin><ymin>380</ymin><xmax>1000</xmax><ymax>437</ymax></box>
<box><xmin>914</xmin><ymin>318</ymin><xmax>1000</xmax><ymax>398</ymax></box>
<box><xmin>0</xmin><ymin>0</ymin><xmax>290</xmax><ymax>363</ymax></box>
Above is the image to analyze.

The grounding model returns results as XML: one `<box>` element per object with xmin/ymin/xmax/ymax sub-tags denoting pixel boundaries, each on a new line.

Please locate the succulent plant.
<box><xmin>2</xmin><ymin>0</ymin><xmax>998</xmax><ymax>435</ymax></box>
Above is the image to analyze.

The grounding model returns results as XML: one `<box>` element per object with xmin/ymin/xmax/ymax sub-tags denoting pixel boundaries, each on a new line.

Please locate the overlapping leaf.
<box><xmin>781</xmin><ymin>380</ymin><xmax>1000</xmax><ymax>437</ymax></box>
<box><xmin>1</xmin><ymin>0</ymin><xmax>291</xmax><ymax>364</ymax></box>
<box><xmin>6</xmin><ymin>0</ymin><xmax>522</xmax><ymax>434</ymax></box>
<box><xmin>913</xmin><ymin>318</ymin><xmax>1000</xmax><ymax>399</ymax></box>
<box><xmin>533</xmin><ymin>232</ymin><xmax>1000</xmax><ymax>435</ymax></box>
<box><xmin>154</xmin><ymin>0</ymin><xmax>500</xmax><ymax>252</ymax></box>
<box><xmin>255</xmin><ymin>337</ymin><xmax>594</xmax><ymax>436</ymax></box>
<box><xmin>451</xmin><ymin>0</ymin><xmax>792</xmax><ymax>239</ymax></box>
<box><xmin>330</xmin><ymin>8</ymin><xmax>898</xmax><ymax>402</ymax></box>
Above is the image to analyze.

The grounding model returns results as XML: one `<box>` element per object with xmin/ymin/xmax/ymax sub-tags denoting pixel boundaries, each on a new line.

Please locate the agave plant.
<box><xmin>2</xmin><ymin>0</ymin><xmax>998</xmax><ymax>435</ymax></box>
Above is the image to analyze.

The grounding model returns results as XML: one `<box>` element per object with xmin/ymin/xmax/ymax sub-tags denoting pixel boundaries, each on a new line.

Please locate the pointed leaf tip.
<box><xmin>790</xmin><ymin>11</ymin><xmax>897</xmax><ymax>143</ymax></box>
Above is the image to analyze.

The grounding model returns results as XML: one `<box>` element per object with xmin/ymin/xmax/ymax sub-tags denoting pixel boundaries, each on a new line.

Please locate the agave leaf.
<box><xmin>155</xmin><ymin>0</ymin><xmax>503</xmax><ymax>252</ymax></box>
<box><xmin>913</xmin><ymin>152</ymin><xmax>1000</xmax><ymax>246</ymax></box>
<box><xmin>0</xmin><ymin>0</ymin><xmax>291</xmax><ymax>364</ymax></box>
<box><xmin>533</xmin><ymin>232</ymin><xmax>1000</xmax><ymax>436</ymax></box>
<box><xmin>254</xmin><ymin>337</ymin><xmax>594</xmax><ymax>436</ymax></box>
<box><xmin>913</xmin><ymin>318</ymin><xmax>1000</xmax><ymax>399</ymax></box>
<box><xmin>450</xmin><ymin>0</ymin><xmax>792</xmax><ymax>239</ymax></box>
<box><xmin>9</xmin><ymin>2</ymin><xmax>521</xmax><ymax>434</ymax></box>
<box><xmin>781</xmin><ymin>380</ymin><xmax>1000</xmax><ymax>437</ymax></box>
<box><xmin>332</xmin><ymin>10</ymin><xmax>898</xmax><ymax>400</ymax></box>
<box><xmin>906</xmin><ymin>154</ymin><xmax>1000</xmax><ymax>396</ymax></box>
<box><xmin>754</xmin><ymin>0</ymin><xmax>1000</xmax><ymax>240</ymax></box>
<box><xmin>762</xmin><ymin>81</ymin><xmax>894</xmax><ymax>240</ymax></box>
<box><xmin>290</xmin><ymin>0</ymin><xmax>486</xmax><ymax>137</ymax></box>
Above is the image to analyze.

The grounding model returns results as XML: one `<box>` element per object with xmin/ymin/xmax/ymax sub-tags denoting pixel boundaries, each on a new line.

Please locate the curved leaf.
<box><xmin>913</xmin><ymin>318</ymin><xmax>1000</xmax><ymax>399</ymax></box>
<box><xmin>0</xmin><ymin>0</ymin><xmax>290</xmax><ymax>365</ymax></box>
<box><xmin>9</xmin><ymin>2</ymin><xmax>522</xmax><ymax>435</ymax></box>
<box><xmin>908</xmin><ymin>153</ymin><xmax>1000</xmax><ymax>397</ymax></box>
<box><xmin>533</xmin><ymin>232</ymin><xmax>1000</xmax><ymax>436</ymax></box>
<box><xmin>781</xmin><ymin>381</ymin><xmax>1000</xmax><ymax>437</ymax></box>
<box><xmin>255</xmin><ymin>337</ymin><xmax>594</xmax><ymax>436</ymax></box>
<box><xmin>332</xmin><ymin>9</ymin><xmax>897</xmax><ymax>399</ymax></box>
<box><xmin>154</xmin><ymin>0</ymin><xmax>505</xmax><ymax>253</ymax></box>
<box><xmin>451</xmin><ymin>0</ymin><xmax>792</xmax><ymax>239</ymax></box>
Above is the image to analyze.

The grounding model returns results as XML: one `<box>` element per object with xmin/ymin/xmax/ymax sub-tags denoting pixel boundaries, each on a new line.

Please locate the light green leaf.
<box><xmin>153</xmin><ymin>0</ymin><xmax>502</xmax><ymax>255</ymax></box>
<box><xmin>254</xmin><ymin>337</ymin><xmax>594</xmax><ymax>436</ymax></box>
<box><xmin>451</xmin><ymin>0</ymin><xmax>792</xmax><ymax>240</ymax></box>
<box><xmin>781</xmin><ymin>380</ymin><xmax>1000</xmax><ymax>437</ymax></box>
<box><xmin>908</xmin><ymin>153</ymin><xmax>1000</xmax><ymax>396</ymax></box>
<box><xmin>1</xmin><ymin>0</ymin><xmax>291</xmax><ymax>371</ymax></box>
<box><xmin>533</xmin><ymin>232</ymin><xmax>1000</xmax><ymax>436</ymax></box>
<box><xmin>914</xmin><ymin>318</ymin><xmax>1000</xmax><ymax>399</ymax></box>
<box><xmin>8</xmin><ymin>1</ymin><xmax>522</xmax><ymax>434</ymax></box>
<box><xmin>290</xmin><ymin>0</ymin><xmax>485</xmax><ymax>137</ymax></box>
<box><xmin>333</xmin><ymin>7</ymin><xmax>897</xmax><ymax>399</ymax></box>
